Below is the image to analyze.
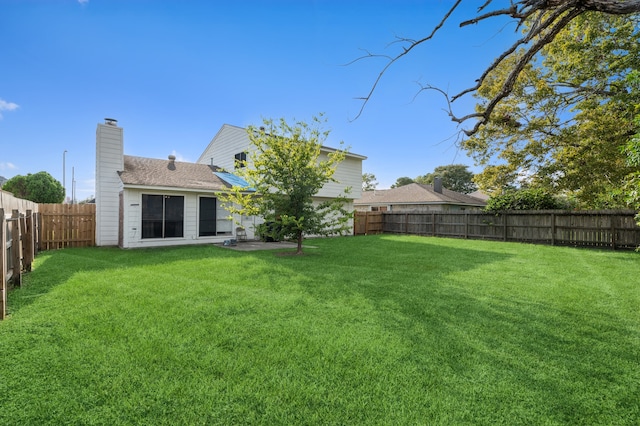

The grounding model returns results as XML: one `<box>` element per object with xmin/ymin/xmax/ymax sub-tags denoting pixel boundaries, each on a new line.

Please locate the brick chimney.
<box><xmin>433</xmin><ymin>177</ymin><xmax>443</xmax><ymax>194</ymax></box>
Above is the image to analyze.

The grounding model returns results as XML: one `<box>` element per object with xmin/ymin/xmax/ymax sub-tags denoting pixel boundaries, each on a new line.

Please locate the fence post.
<box><xmin>1</xmin><ymin>208</ymin><xmax>6</xmax><ymax>319</ymax></box>
<box><xmin>465</xmin><ymin>213</ymin><xmax>469</xmax><ymax>239</ymax></box>
<box><xmin>551</xmin><ymin>213</ymin><xmax>556</xmax><ymax>246</ymax></box>
<box><xmin>611</xmin><ymin>214</ymin><xmax>617</xmax><ymax>250</ymax></box>
<box><xmin>11</xmin><ymin>210</ymin><xmax>20</xmax><ymax>286</ymax></box>
<box><xmin>364</xmin><ymin>212</ymin><xmax>369</xmax><ymax>235</ymax></box>
<box><xmin>503</xmin><ymin>213</ymin><xmax>508</xmax><ymax>242</ymax></box>
<box><xmin>23</xmin><ymin>210</ymin><xmax>34</xmax><ymax>272</ymax></box>
<box><xmin>431</xmin><ymin>212</ymin><xmax>436</xmax><ymax>236</ymax></box>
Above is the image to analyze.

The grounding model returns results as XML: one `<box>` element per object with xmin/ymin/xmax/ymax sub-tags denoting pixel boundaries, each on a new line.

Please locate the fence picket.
<box><xmin>354</xmin><ymin>210</ymin><xmax>639</xmax><ymax>250</ymax></box>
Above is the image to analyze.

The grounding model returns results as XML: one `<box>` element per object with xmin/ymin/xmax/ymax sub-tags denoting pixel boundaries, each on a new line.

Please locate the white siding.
<box><xmin>198</xmin><ymin>124</ymin><xmax>252</xmax><ymax>172</ymax></box>
<box><xmin>121</xmin><ymin>188</ymin><xmax>238</xmax><ymax>248</ymax></box>
<box><xmin>199</xmin><ymin>124</ymin><xmax>365</xmax><ymax>201</ymax></box>
<box><xmin>316</xmin><ymin>155</ymin><xmax>363</xmax><ymax>199</ymax></box>
<box><xmin>95</xmin><ymin>123</ymin><xmax>124</xmax><ymax>246</ymax></box>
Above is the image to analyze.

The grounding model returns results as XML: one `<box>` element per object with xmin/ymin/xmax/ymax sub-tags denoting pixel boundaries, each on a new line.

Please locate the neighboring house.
<box><xmin>96</xmin><ymin>120</ymin><xmax>366</xmax><ymax>248</ymax></box>
<box><xmin>354</xmin><ymin>180</ymin><xmax>487</xmax><ymax>212</ymax></box>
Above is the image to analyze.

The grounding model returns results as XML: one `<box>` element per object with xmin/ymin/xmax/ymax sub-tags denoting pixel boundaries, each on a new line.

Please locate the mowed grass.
<box><xmin>0</xmin><ymin>235</ymin><xmax>638</xmax><ymax>425</ymax></box>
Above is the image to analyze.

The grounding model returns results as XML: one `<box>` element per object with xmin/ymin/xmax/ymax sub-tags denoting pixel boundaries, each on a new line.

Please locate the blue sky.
<box><xmin>1</xmin><ymin>0</ymin><xmax>518</xmax><ymax>200</ymax></box>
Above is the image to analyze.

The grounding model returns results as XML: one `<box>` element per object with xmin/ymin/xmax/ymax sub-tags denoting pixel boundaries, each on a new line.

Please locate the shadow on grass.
<box><xmin>274</xmin><ymin>235</ymin><xmax>639</xmax><ymax>423</ymax></box>
<box><xmin>8</xmin><ymin>244</ymin><xmax>245</xmax><ymax>316</ymax></box>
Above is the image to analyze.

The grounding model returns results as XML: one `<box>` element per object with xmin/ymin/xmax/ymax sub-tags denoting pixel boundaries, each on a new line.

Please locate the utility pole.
<box><xmin>63</xmin><ymin>150</ymin><xmax>67</xmax><ymax>203</ymax></box>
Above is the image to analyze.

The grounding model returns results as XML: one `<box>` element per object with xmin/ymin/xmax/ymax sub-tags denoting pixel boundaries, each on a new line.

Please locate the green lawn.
<box><xmin>1</xmin><ymin>235</ymin><xmax>638</xmax><ymax>425</ymax></box>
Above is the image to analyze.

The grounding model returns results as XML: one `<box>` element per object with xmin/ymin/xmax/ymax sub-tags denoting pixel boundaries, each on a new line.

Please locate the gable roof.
<box><xmin>355</xmin><ymin>183</ymin><xmax>487</xmax><ymax>207</ymax></box>
<box><xmin>119</xmin><ymin>155</ymin><xmax>232</xmax><ymax>191</ymax></box>
<box><xmin>198</xmin><ymin>123</ymin><xmax>367</xmax><ymax>163</ymax></box>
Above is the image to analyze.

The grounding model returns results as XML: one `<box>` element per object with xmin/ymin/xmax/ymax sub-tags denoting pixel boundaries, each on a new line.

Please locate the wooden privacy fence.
<box><xmin>1</xmin><ymin>196</ymin><xmax>96</xmax><ymax>320</ymax></box>
<box><xmin>1</xmin><ymin>190</ymin><xmax>40</xmax><ymax>319</ymax></box>
<box><xmin>355</xmin><ymin>210</ymin><xmax>640</xmax><ymax>250</ymax></box>
<box><xmin>39</xmin><ymin>203</ymin><xmax>96</xmax><ymax>250</ymax></box>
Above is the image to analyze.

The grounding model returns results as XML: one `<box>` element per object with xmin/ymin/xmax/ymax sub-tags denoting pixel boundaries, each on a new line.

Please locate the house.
<box><xmin>354</xmin><ymin>180</ymin><xmax>487</xmax><ymax>212</ymax></box>
<box><xmin>95</xmin><ymin>120</ymin><xmax>366</xmax><ymax>248</ymax></box>
<box><xmin>197</xmin><ymin>123</ymin><xmax>366</xmax><ymax>206</ymax></box>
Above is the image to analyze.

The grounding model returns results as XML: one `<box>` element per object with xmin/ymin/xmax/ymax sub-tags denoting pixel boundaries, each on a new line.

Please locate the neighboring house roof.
<box><xmin>119</xmin><ymin>155</ymin><xmax>232</xmax><ymax>191</ymax></box>
<box><xmin>355</xmin><ymin>183</ymin><xmax>487</xmax><ymax>207</ymax></box>
<box><xmin>468</xmin><ymin>190</ymin><xmax>490</xmax><ymax>201</ymax></box>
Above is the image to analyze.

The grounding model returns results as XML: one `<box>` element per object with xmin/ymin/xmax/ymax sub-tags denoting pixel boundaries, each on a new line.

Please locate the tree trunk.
<box><xmin>296</xmin><ymin>232</ymin><xmax>304</xmax><ymax>255</ymax></box>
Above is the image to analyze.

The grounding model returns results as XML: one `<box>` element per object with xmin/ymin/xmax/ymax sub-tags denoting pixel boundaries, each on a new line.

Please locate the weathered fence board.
<box><xmin>0</xmin><ymin>191</ymin><xmax>41</xmax><ymax>319</ymax></box>
<box><xmin>354</xmin><ymin>211</ymin><xmax>383</xmax><ymax>235</ymax></box>
<box><xmin>355</xmin><ymin>210</ymin><xmax>640</xmax><ymax>250</ymax></box>
<box><xmin>39</xmin><ymin>203</ymin><xmax>96</xmax><ymax>250</ymax></box>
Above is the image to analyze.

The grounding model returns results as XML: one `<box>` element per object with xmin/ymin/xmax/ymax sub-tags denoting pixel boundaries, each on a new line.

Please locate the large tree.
<box><xmin>362</xmin><ymin>172</ymin><xmax>378</xmax><ymax>191</ymax></box>
<box><xmin>391</xmin><ymin>177</ymin><xmax>415</xmax><ymax>188</ymax></box>
<box><xmin>463</xmin><ymin>12</ymin><xmax>640</xmax><ymax>207</ymax></box>
<box><xmin>355</xmin><ymin>0</ymin><xmax>640</xmax><ymax>136</ymax></box>
<box><xmin>220</xmin><ymin>116</ymin><xmax>352</xmax><ymax>255</ymax></box>
<box><xmin>415</xmin><ymin>164</ymin><xmax>476</xmax><ymax>194</ymax></box>
<box><xmin>2</xmin><ymin>171</ymin><xmax>65</xmax><ymax>203</ymax></box>
<box><xmin>356</xmin><ymin>3</ymin><xmax>640</xmax><ymax>207</ymax></box>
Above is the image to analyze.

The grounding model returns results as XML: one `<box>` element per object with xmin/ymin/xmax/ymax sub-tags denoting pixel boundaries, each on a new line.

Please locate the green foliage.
<box><xmin>2</xmin><ymin>171</ymin><xmax>64</xmax><ymax>203</ymax></box>
<box><xmin>219</xmin><ymin>115</ymin><xmax>351</xmax><ymax>254</ymax></box>
<box><xmin>464</xmin><ymin>13</ymin><xmax>640</xmax><ymax>207</ymax></box>
<box><xmin>391</xmin><ymin>176</ymin><xmax>414</xmax><ymax>188</ymax></box>
<box><xmin>362</xmin><ymin>172</ymin><xmax>377</xmax><ymax>191</ymax></box>
<box><xmin>485</xmin><ymin>188</ymin><xmax>570</xmax><ymax>212</ymax></box>
<box><xmin>415</xmin><ymin>164</ymin><xmax>477</xmax><ymax>193</ymax></box>
<box><xmin>2</xmin><ymin>238</ymin><xmax>639</xmax><ymax>424</ymax></box>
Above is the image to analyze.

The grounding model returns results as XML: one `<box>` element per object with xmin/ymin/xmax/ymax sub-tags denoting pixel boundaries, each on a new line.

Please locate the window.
<box><xmin>234</xmin><ymin>152</ymin><xmax>247</xmax><ymax>169</ymax></box>
<box><xmin>142</xmin><ymin>194</ymin><xmax>184</xmax><ymax>239</ymax></box>
<box><xmin>199</xmin><ymin>197</ymin><xmax>217</xmax><ymax>237</ymax></box>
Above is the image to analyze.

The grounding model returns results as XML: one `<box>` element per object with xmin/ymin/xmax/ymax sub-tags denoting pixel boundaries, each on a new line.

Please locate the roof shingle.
<box><xmin>355</xmin><ymin>183</ymin><xmax>486</xmax><ymax>206</ymax></box>
<box><xmin>119</xmin><ymin>155</ymin><xmax>231</xmax><ymax>191</ymax></box>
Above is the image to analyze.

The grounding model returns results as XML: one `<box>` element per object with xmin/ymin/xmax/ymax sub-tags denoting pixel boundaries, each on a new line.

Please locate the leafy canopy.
<box><xmin>220</xmin><ymin>115</ymin><xmax>352</xmax><ymax>254</ymax></box>
<box><xmin>391</xmin><ymin>177</ymin><xmax>415</xmax><ymax>188</ymax></box>
<box><xmin>485</xmin><ymin>188</ymin><xmax>570</xmax><ymax>212</ymax></box>
<box><xmin>463</xmin><ymin>12</ymin><xmax>640</xmax><ymax>208</ymax></box>
<box><xmin>415</xmin><ymin>164</ymin><xmax>476</xmax><ymax>194</ymax></box>
<box><xmin>2</xmin><ymin>171</ymin><xmax>65</xmax><ymax>203</ymax></box>
<box><xmin>362</xmin><ymin>173</ymin><xmax>378</xmax><ymax>191</ymax></box>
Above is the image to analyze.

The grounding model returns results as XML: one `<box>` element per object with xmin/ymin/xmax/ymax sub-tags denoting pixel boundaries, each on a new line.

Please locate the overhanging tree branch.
<box><xmin>353</xmin><ymin>0</ymin><xmax>640</xmax><ymax>136</ymax></box>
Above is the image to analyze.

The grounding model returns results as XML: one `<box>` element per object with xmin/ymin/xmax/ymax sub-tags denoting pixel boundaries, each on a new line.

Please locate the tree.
<box><xmin>463</xmin><ymin>12</ymin><xmax>640</xmax><ymax>207</ymax></box>
<box><xmin>362</xmin><ymin>172</ymin><xmax>378</xmax><ymax>191</ymax></box>
<box><xmin>2</xmin><ymin>171</ymin><xmax>64</xmax><ymax>203</ymax></box>
<box><xmin>354</xmin><ymin>0</ymin><xmax>640</xmax><ymax>136</ymax></box>
<box><xmin>415</xmin><ymin>164</ymin><xmax>477</xmax><ymax>194</ymax></box>
<box><xmin>485</xmin><ymin>188</ymin><xmax>570</xmax><ymax>212</ymax></box>
<box><xmin>391</xmin><ymin>177</ymin><xmax>414</xmax><ymax>188</ymax></box>
<box><xmin>219</xmin><ymin>116</ymin><xmax>352</xmax><ymax>255</ymax></box>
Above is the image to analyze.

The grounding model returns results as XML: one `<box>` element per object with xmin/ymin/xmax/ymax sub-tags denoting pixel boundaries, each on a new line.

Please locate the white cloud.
<box><xmin>0</xmin><ymin>99</ymin><xmax>19</xmax><ymax>119</ymax></box>
<box><xmin>0</xmin><ymin>162</ymin><xmax>18</xmax><ymax>172</ymax></box>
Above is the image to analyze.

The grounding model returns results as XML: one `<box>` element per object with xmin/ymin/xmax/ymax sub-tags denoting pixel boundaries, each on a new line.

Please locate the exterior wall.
<box><xmin>198</xmin><ymin>124</ymin><xmax>364</xmax><ymax>200</ymax></box>
<box><xmin>198</xmin><ymin>124</ymin><xmax>249</xmax><ymax>172</ymax></box>
<box><xmin>120</xmin><ymin>187</ymin><xmax>241</xmax><ymax>248</ymax></box>
<box><xmin>356</xmin><ymin>203</ymin><xmax>484</xmax><ymax>212</ymax></box>
<box><xmin>316</xmin><ymin>154</ymin><xmax>363</xmax><ymax>199</ymax></box>
<box><xmin>96</xmin><ymin>122</ymin><xmax>124</xmax><ymax>246</ymax></box>
<box><xmin>389</xmin><ymin>203</ymin><xmax>483</xmax><ymax>212</ymax></box>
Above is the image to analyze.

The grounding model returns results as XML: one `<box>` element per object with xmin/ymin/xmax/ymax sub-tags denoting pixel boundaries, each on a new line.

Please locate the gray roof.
<box><xmin>355</xmin><ymin>183</ymin><xmax>487</xmax><ymax>206</ymax></box>
<box><xmin>119</xmin><ymin>155</ymin><xmax>231</xmax><ymax>191</ymax></box>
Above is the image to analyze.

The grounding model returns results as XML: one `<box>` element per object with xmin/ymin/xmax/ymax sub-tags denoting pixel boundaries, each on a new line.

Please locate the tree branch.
<box><xmin>352</xmin><ymin>0</ymin><xmax>640</xmax><ymax>136</ymax></box>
